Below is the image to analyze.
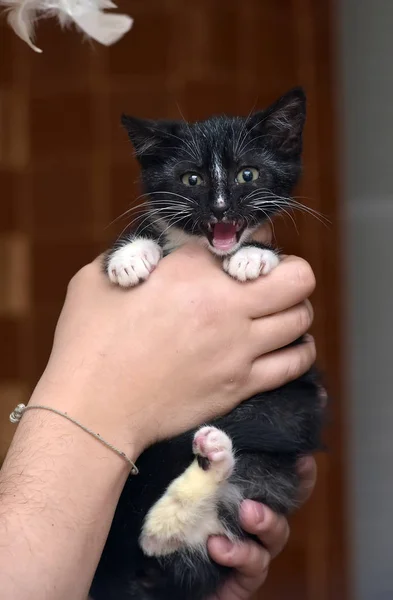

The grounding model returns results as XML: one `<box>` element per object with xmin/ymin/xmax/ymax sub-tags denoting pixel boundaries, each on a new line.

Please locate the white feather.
<box><xmin>0</xmin><ymin>0</ymin><xmax>133</xmax><ymax>52</ymax></box>
<box><xmin>5</xmin><ymin>0</ymin><xmax>41</xmax><ymax>52</ymax></box>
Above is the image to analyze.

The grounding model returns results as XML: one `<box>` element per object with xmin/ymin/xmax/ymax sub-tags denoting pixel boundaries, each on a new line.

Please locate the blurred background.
<box><xmin>1</xmin><ymin>0</ymin><xmax>391</xmax><ymax>599</ymax></box>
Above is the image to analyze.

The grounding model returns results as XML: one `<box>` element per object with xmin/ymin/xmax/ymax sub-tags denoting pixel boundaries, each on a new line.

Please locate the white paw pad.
<box><xmin>107</xmin><ymin>239</ymin><xmax>162</xmax><ymax>287</ymax></box>
<box><xmin>193</xmin><ymin>426</ymin><xmax>235</xmax><ymax>480</ymax></box>
<box><xmin>223</xmin><ymin>247</ymin><xmax>279</xmax><ymax>282</ymax></box>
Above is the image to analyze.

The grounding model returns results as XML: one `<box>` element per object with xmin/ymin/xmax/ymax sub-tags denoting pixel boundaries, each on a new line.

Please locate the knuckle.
<box><xmin>264</xmin><ymin>509</ymin><xmax>286</xmax><ymax>539</ymax></box>
<box><xmin>263</xmin><ymin>512</ymin><xmax>290</xmax><ymax>557</ymax></box>
<box><xmin>284</xmin><ymin>361</ymin><xmax>297</xmax><ymax>382</ymax></box>
<box><xmin>305</xmin><ymin>299</ymin><xmax>314</xmax><ymax>323</ymax></box>
<box><xmin>287</xmin><ymin>338</ymin><xmax>316</xmax><ymax>380</ymax></box>
<box><xmin>67</xmin><ymin>270</ymin><xmax>83</xmax><ymax>293</ymax></box>
<box><xmin>296</xmin><ymin>302</ymin><xmax>313</xmax><ymax>334</ymax></box>
<box><xmin>225</xmin><ymin>363</ymin><xmax>249</xmax><ymax>392</ymax></box>
<box><xmin>247</xmin><ymin>542</ymin><xmax>271</xmax><ymax>574</ymax></box>
<box><xmin>303</xmin><ymin>339</ymin><xmax>317</xmax><ymax>367</ymax></box>
<box><xmin>262</xmin><ymin>507</ymin><xmax>278</xmax><ymax>532</ymax></box>
<box><xmin>260</xmin><ymin>547</ymin><xmax>271</xmax><ymax>572</ymax></box>
<box><xmin>285</xmin><ymin>354</ymin><xmax>305</xmax><ymax>382</ymax></box>
<box><xmin>272</xmin><ymin>521</ymin><xmax>290</xmax><ymax>558</ymax></box>
<box><xmin>67</xmin><ymin>262</ymin><xmax>96</xmax><ymax>293</ymax></box>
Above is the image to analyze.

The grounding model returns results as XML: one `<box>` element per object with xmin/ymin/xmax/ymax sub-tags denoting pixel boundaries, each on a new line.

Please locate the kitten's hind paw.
<box><xmin>223</xmin><ymin>246</ymin><xmax>279</xmax><ymax>281</ymax></box>
<box><xmin>140</xmin><ymin>530</ymin><xmax>183</xmax><ymax>557</ymax></box>
<box><xmin>140</xmin><ymin>427</ymin><xmax>233</xmax><ymax>558</ymax></box>
<box><xmin>107</xmin><ymin>239</ymin><xmax>162</xmax><ymax>287</ymax></box>
<box><xmin>193</xmin><ymin>426</ymin><xmax>235</xmax><ymax>481</ymax></box>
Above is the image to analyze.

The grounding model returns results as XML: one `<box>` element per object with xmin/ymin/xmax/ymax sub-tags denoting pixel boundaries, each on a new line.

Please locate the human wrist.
<box><xmin>2</xmin><ymin>401</ymin><xmax>134</xmax><ymax>504</ymax></box>
<box><xmin>29</xmin><ymin>364</ymin><xmax>152</xmax><ymax>459</ymax></box>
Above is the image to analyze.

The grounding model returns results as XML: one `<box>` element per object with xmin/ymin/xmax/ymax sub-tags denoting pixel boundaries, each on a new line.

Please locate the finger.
<box><xmin>92</xmin><ymin>253</ymin><xmax>105</xmax><ymax>265</ymax></box>
<box><xmin>67</xmin><ymin>259</ymin><xmax>108</xmax><ymax>298</ymax></box>
<box><xmin>236</xmin><ymin>255</ymin><xmax>316</xmax><ymax>319</ymax></box>
<box><xmin>208</xmin><ymin>536</ymin><xmax>270</xmax><ymax>598</ymax></box>
<box><xmin>239</xmin><ymin>501</ymin><xmax>290</xmax><ymax>559</ymax></box>
<box><xmin>249</xmin><ymin>300</ymin><xmax>313</xmax><ymax>357</ymax></box>
<box><xmin>296</xmin><ymin>456</ymin><xmax>317</xmax><ymax>504</ymax></box>
<box><xmin>244</xmin><ymin>334</ymin><xmax>316</xmax><ymax>397</ymax></box>
<box><xmin>250</xmin><ymin>223</ymin><xmax>273</xmax><ymax>244</ymax></box>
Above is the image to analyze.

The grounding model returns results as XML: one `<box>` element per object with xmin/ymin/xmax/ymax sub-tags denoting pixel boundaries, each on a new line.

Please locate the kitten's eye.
<box><xmin>181</xmin><ymin>172</ymin><xmax>203</xmax><ymax>186</ymax></box>
<box><xmin>236</xmin><ymin>167</ymin><xmax>259</xmax><ymax>184</ymax></box>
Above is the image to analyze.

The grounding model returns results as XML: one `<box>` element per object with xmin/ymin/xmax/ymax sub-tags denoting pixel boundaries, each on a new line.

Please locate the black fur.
<box><xmin>91</xmin><ymin>87</ymin><xmax>326</xmax><ymax>600</ymax></box>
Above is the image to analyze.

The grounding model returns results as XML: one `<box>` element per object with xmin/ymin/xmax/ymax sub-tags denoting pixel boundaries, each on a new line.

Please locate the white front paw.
<box><xmin>223</xmin><ymin>246</ymin><xmax>279</xmax><ymax>282</ymax></box>
<box><xmin>107</xmin><ymin>239</ymin><xmax>162</xmax><ymax>287</ymax></box>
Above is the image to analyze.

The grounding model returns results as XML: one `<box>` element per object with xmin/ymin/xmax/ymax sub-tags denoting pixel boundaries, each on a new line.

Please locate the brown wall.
<box><xmin>0</xmin><ymin>1</ymin><xmax>348</xmax><ymax>599</ymax></box>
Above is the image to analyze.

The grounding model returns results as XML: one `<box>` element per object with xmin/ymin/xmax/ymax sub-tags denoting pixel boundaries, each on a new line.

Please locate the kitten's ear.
<box><xmin>121</xmin><ymin>115</ymin><xmax>180</xmax><ymax>159</ymax></box>
<box><xmin>249</xmin><ymin>87</ymin><xmax>306</xmax><ymax>157</ymax></box>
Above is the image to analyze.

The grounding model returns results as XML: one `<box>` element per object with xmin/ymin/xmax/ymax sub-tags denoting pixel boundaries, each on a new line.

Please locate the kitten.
<box><xmin>90</xmin><ymin>87</ymin><xmax>325</xmax><ymax>600</ymax></box>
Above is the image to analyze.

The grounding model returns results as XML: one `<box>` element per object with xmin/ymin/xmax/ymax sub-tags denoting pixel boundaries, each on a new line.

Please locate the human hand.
<box><xmin>207</xmin><ymin>457</ymin><xmax>317</xmax><ymax>600</ymax></box>
<box><xmin>32</xmin><ymin>228</ymin><xmax>315</xmax><ymax>456</ymax></box>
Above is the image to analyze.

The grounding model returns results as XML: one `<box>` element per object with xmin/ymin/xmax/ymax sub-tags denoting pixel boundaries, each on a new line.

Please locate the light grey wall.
<box><xmin>339</xmin><ymin>1</ymin><xmax>393</xmax><ymax>599</ymax></box>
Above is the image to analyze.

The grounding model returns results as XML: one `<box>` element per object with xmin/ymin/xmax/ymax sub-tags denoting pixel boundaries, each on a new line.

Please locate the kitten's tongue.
<box><xmin>212</xmin><ymin>223</ymin><xmax>237</xmax><ymax>251</ymax></box>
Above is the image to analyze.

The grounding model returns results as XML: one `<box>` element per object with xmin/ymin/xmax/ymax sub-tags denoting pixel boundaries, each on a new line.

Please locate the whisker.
<box><xmin>156</xmin><ymin>215</ymin><xmax>191</xmax><ymax>243</ymax></box>
<box><xmin>244</xmin><ymin>190</ymin><xmax>330</xmax><ymax>227</ymax></box>
<box><xmin>109</xmin><ymin>201</ymin><xmax>191</xmax><ymax>228</ymax></box>
<box><xmin>277</xmin><ymin>207</ymin><xmax>299</xmax><ymax>233</ymax></box>
<box><xmin>106</xmin><ymin>202</ymin><xmax>147</xmax><ymax>228</ymax></box>
<box><xmin>284</xmin><ymin>198</ymin><xmax>330</xmax><ymax>222</ymax></box>
<box><xmin>176</xmin><ymin>103</ymin><xmax>203</xmax><ymax>163</ymax></box>
<box><xmin>264</xmin><ymin>211</ymin><xmax>277</xmax><ymax>242</ymax></box>
<box><xmin>114</xmin><ymin>205</ymin><xmax>193</xmax><ymax>240</ymax></box>
<box><xmin>135</xmin><ymin>207</ymin><xmax>192</xmax><ymax>233</ymax></box>
<box><xmin>233</xmin><ymin>103</ymin><xmax>257</xmax><ymax>158</ymax></box>
<box><xmin>236</xmin><ymin>115</ymin><xmax>270</xmax><ymax>157</ymax></box>
<box><xmin>256</xmin><ymin>190</ymin><xmax>329</xmax><ymax>221</ymax></box>
<box><xmin>148</xmin><ymin>190</ymin><xmax>199</xmax><ymax>205</ymax></box>
<box><xmin>149</xmin><ymin>126</ymin><xmax>201</xmax><ymax>163</ymax></box>
<box><xmin>108</xmin><ymin>190</ymin><xmax>198</xmax><ymax>228</ymax></box>
<box><xmin>237</xmin><ymin>133</ymin><xmax>272</xmax><ymax>156</ymax></box>
<box><xmin>257</xmin><ymin>201</ymin><xmax>329</xmax><ymax>228</ymax></box>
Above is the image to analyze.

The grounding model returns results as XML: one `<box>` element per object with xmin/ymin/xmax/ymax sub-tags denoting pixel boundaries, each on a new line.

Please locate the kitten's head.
<box><xmin>122</xmin><ymin>87</ymin><xmax>306</xmax><ymax>256</ymax></box>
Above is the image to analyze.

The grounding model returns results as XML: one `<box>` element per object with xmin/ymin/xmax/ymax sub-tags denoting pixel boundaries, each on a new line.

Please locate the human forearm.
<box><xmin>0</xmin><ymin>246</ymin><xmax>316</xmax><ymax>600</ymax></box>
<box><xmin>0</xmin><ymin>396</ymin><xmax>137</xmax><ymax>600</ymax></box>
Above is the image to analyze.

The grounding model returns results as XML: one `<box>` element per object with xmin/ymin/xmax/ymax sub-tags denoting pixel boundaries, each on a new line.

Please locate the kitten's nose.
<box><xmin>211</xmin><ymin>204</ymin><xmax>228</xmax><ymax>220</ymax></box>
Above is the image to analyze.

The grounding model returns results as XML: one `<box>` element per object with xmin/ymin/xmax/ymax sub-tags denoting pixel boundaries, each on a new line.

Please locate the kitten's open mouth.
<box><xmin>204</xmin><ymin>220</ymin><xmax>245</xmax><ymax>252</ymax></box>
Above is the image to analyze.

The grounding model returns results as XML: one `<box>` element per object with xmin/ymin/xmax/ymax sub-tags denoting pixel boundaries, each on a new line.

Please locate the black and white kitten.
<box><xmin>90</xmin><ymin>87</ymin><xmax>325</xmax><ymax>600</ymax></box>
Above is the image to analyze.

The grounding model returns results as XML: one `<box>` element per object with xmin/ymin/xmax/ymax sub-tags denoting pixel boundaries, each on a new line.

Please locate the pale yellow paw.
<box><xmin>139</xmin><ymin>427</ymin><xmax>234</xmax><ymax>558</ymax></box>
<box><xmin>140</xmin><ymin>529</ymin><xmax>182</xmax><ymax>557</ymax></box>
<box><xmin>139</xmin><ymin>491</ymin><xmax>191</xmax><ymax>557</ymax></box>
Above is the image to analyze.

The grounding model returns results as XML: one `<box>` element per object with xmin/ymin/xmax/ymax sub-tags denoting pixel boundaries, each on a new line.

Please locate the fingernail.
<box><xmin>241</xmin><ymin>500</ymin><xmax>265</xmax><ymax>526</ymax></box>
<box><xmin>297</xmin><ymin>456</ymin><xmax>312</xmax><ymax>473</ymax></box>
<box><xmin>303</xmin><ymin>334</ymin><xmax>314</xmax><ymax>343</ymax></box>
<box><xmin>212</xmin><ymin>537</ymin><xmax>234</xmax><ymax>555</ymax></box>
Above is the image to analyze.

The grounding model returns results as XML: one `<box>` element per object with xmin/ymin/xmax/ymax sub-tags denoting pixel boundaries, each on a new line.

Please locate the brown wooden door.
<box><xmin>0</xmin><ymin>1</ymin><xmax>347</xmax><ymax>599</ymax></box>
